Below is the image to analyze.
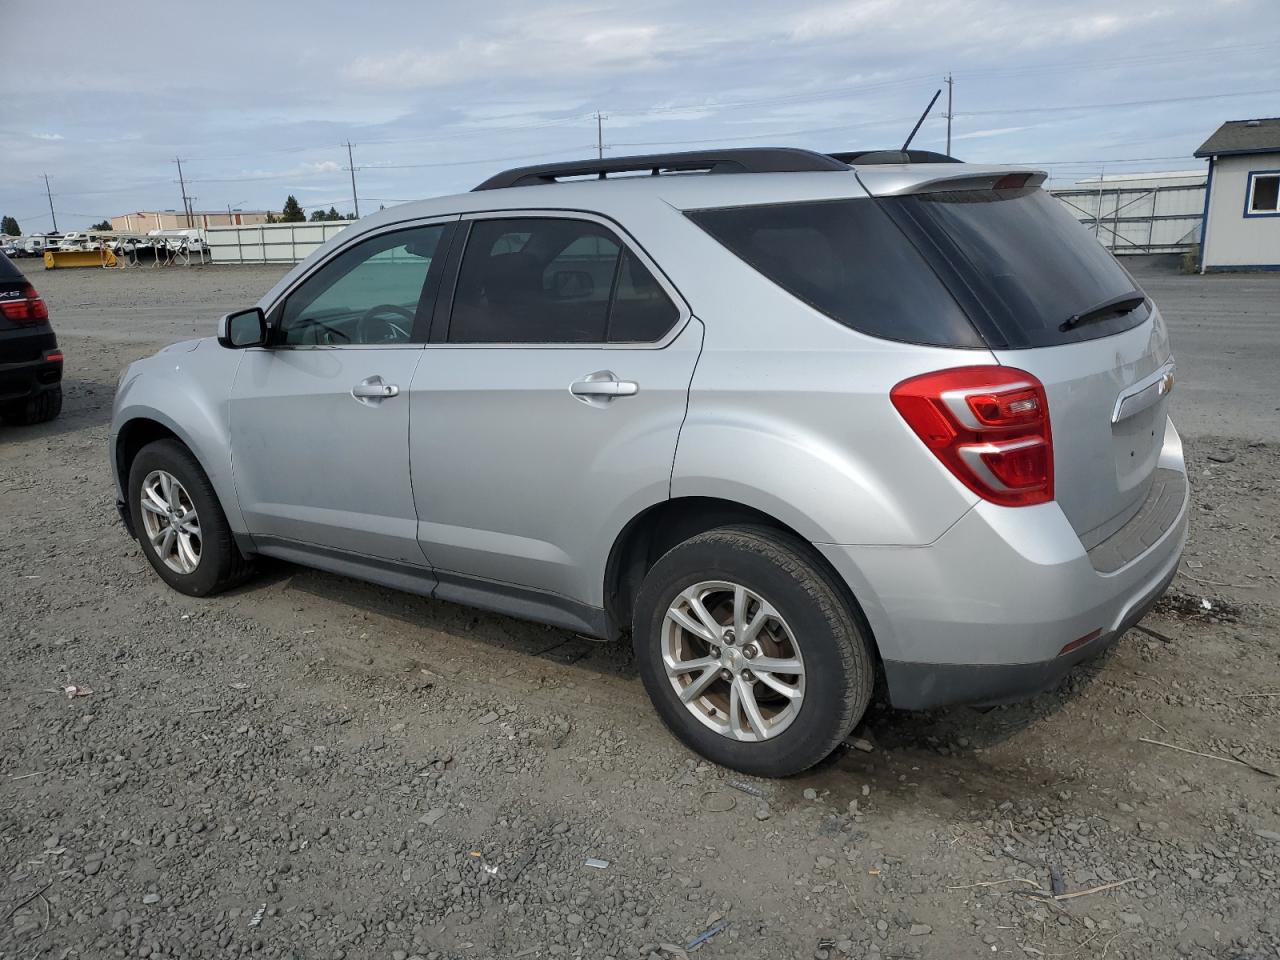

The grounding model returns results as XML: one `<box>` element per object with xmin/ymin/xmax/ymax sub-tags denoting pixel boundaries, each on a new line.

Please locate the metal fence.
<box><xmin>1050</xmin><ymin>184</ymin><xmax>1204</xmax><ymax>255</ymax></box>
<box><xmin>206</xmin><ymin>191</ymin><xmax>1206</xmax><ymax>264</ymax></box>
<box><xmin>206</xmin><ymin>221</ymin><xmax>354</xmax><ymax>264</ymax></box>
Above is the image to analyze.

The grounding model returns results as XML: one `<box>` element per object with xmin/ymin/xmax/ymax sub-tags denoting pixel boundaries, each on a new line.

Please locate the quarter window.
<box><xmin>278</xmin><ymin>223</ymin><xmax>450</xmax><ymax>346</ymax></box>
<box><xmin>1249</xmin><ymin>173</ymin><xmax>1280</xmax><ymax>214</ymax></box>
<box><xmin>447</xmin><ymin>217</ymin><xmax>679</xmax><ymax>344</ymax></box>
<box><xmin>608</xmin><ymin>249</ymin><xmax>680</xmax><ymax>342</ymax></box>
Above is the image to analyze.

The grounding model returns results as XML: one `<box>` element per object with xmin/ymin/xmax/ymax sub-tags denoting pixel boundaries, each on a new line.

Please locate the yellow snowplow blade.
<box><xmin>44</xmin><ymin>248</ymin><xmax>117</xmax><ymax>269</ymax></box>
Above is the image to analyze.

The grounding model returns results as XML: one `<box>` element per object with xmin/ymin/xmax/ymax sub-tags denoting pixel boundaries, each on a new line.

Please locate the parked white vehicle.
<box><xmin>23</xmin><ymin>235</ymin><xmax>61</xmax><ymax>255</ymax></box>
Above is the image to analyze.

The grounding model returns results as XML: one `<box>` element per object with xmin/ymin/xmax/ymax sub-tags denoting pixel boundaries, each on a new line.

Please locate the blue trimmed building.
<box><xmin>1195</xmin><ymin>118</ymin><xmax>1280</xmax><ymax>272</ymax></box>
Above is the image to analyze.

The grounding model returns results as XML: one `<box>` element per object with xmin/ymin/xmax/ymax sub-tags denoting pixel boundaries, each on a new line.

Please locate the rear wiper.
<box><xmin>1059</xmin><ymin>292</ymin><xmax>1146</xmax><ymax>332</ymax></box>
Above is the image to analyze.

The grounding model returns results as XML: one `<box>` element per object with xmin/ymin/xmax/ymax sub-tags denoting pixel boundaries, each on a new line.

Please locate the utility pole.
<box><xmin>944</xmin><ymin>73</ymin><xmax>954</xmax><ymax>155</ymax></box>
<box><xmin>594</xmin><ymin>112</ymin><xmax>607</xmax><ymax>160</ymax></box>
<box><xmin>42</xmin><ymin>173</ymin><xmax>58</xmax><ymax>233</ymax></box>
<box><xmin>174</xmin><ymin>158</ymin><xmax>192</xmax><ymax>228</ymax></box>
<box><xmin>345</xmin><ymin>142</ymin><xmax>360</xmax><ymax>219</ymax></box>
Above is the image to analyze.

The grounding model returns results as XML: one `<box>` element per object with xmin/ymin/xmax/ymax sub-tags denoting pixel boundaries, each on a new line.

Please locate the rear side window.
<box><xmin>687</xmin><ymin>200</ymin><xmax>983</xmax><ymax>348</ymax></box>
<box><xmin>0</xmin><ymin>251</ymin><xmax>23</xmax><ymax>283</ymax></box>
<box><xmin>448</xmin><ymin>217</ymin><xmax>679</xmax><ymax>344</ymax></box>
<box><xmin>881</xmin><ymin>187</ymin><xmax>1149</xmax><ymax>348</ymax></box>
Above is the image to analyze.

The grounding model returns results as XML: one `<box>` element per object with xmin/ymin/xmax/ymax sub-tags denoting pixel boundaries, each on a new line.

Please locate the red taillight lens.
<box><xmin>891</xmin><ymin>366</ymin><xmax>1053</xmax><ymax>507</ymax></box>
<box><xmin>0</xmin><ymin>284</ymin><xmax>49</xmax><ymax>324</ymax></box>
<box><xmin>44</xmin><ymin>350</ymin><xmax>64</xmax><ymax>363</ymax></box>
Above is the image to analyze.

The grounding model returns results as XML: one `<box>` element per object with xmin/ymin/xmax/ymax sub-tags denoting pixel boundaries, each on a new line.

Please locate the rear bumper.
<box><xmin>0</xmin><ymin>356</ymin><xmax>62</xmax><ymax>401</ymax></box>
<box><xmin>818</xmin><ymin>417</ymin><xmax>1189</xmax><ymax>710</ymax></box>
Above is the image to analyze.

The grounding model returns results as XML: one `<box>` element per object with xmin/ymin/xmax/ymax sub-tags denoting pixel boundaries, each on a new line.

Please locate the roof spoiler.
<box><xmin>855</xmin><ymin>167</ymin><xmax>1047</xmax><ymax>197</ymax></box>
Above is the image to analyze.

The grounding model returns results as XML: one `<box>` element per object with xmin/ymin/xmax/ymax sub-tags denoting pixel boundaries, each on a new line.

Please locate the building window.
<box><xmin>1246</xmin><ymin>172</ymin><xmax>1280</xmax><ymax>216</ymax></box>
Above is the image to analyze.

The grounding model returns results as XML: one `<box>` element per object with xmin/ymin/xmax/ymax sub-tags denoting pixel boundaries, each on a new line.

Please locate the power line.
<box><xmin>956</xmin><ymin>87</ymin><xmax>1280</xmax><ymax>118</ymax></box>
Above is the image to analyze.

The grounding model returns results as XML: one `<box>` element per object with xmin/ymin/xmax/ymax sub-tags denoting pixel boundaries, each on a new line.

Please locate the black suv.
<box><xmin>0</xmin><ymin>251</ymin><xmax>62</xmax><ymax>424</ymax></box>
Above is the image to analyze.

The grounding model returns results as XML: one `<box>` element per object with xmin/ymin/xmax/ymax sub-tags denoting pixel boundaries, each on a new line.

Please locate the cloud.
<box><xmin>342</xmin><ymin>9</ymin><xmax>686</xmax><ymax>89</ymax></box>
<box><xmin>31</xmin><ymin>132</ymin><xmax>65</xmax><ymax>141</ymax></box>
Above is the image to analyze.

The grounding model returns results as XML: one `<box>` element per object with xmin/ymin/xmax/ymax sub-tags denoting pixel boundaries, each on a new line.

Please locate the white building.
<box><xmin>1195</xmin><ymin>117</ymin><xmax>1280</xmax><ymax>272</ymax></box>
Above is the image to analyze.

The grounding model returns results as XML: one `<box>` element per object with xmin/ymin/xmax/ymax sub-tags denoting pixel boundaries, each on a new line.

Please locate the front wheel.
<box><xmin>632</xmin><ymin>524</ymin><xmax>874</xmax><ymax>777</ymax></box>
<box><xmin>128</xmin><ymin>439</ymin><xmax>252</xmax><ymax>597</ymax></box>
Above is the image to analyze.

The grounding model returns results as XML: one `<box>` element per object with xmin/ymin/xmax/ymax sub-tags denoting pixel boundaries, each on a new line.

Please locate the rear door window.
<box><xmin>880</xmin><ymin>186</ymin><xmax>1149</xmax><ymax>348</ymax></box>
<box><xmin>687</xmin><ymin>199</ymin><xmax>983</xmax><ymax>348</ymax></box>
<box><xmin>447</xmin><ymin>217</ymin><xmax>680</xmax><ymax>344</ymax></box>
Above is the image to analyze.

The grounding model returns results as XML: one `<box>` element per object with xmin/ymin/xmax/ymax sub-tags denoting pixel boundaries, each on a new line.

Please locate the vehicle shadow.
<box><xmin>224</xmin><ymin>552</ymin><xmax>1130</xmax><ymax>812</ymax></box>
<box><xmin>226</xmin><ymin>556</ymin><xmax>637</xmax><ymax>679</ymax></box>
<box><xmin>0</xmin><ymin>377</ymin><xmax>115</xmax><ymax>440</ymax></box>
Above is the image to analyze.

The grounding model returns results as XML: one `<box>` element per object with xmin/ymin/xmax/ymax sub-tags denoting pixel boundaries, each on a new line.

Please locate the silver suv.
<box><xmin>110</xmin><ymin>148</ymin><xmax>1188</xmax><ymax>777</ymax></box>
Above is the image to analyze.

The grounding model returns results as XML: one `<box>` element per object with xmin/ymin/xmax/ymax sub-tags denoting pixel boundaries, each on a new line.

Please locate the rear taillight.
<box><xmin>0</xmin><ymin>283</ymin><xmax>49</xmax><ymax>324</ymax></box>
<box><xmin>891</xmin><ymin>366</ymin><xmax>1053</xmax><ymax>507</ymax></box>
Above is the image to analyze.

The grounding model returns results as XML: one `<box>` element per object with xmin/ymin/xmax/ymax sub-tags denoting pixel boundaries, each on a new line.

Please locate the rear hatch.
<box><xmin>859</xmin><ymin>167</ymin><xmax>1171</xmax><ymax>545</ymax></box>
<box><xmin>0</xmin><ymin>251</ymin><xmax>57</xmax><ymax>363</ymax></box>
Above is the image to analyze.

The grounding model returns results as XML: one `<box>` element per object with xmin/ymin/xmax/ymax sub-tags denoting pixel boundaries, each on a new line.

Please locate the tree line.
<box><xmin>2</xmin><ymin>196</ymin><xmax>358</xmax><ymax>239</ymax></box>
<box><xmin>267</xmin><ymin>196</ymin><xmax>355</xmax><ymax>224</ymax></box>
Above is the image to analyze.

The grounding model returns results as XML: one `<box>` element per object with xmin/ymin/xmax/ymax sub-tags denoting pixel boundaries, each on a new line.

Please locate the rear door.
<box><xmin>866</xmin><ymin>174</ymin><xmax>1173</xmax><ymax>545</ymax></box>
<box><xmin>409</xmin><ymin>212</ymin><xmax>701</xmax><ymax>606</ymax></box>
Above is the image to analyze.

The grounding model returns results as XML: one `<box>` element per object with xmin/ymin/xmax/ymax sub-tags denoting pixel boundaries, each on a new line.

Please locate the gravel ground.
<box><xmin>2</xmin><ymin>262</ymin><xmax>1279</xmax><ymax>960</ymax></box>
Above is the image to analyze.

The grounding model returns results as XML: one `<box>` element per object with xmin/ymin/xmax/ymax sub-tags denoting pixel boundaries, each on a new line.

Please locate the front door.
<box><xmin>410</xmin><ymin>214</ymin><xmax>702</xmax><ymax>608</ymax></box>
<box><xmin>230</xmin><ymin>219</ymin><xmax>456</xmax><ymax>564</ymax></box>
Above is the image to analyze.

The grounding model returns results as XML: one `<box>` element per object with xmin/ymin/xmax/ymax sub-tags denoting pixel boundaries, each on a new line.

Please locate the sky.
<box><xmin>3</xmin><ymin>0</ymin><xmax>1278</xmax><ymax>232</ymax></box>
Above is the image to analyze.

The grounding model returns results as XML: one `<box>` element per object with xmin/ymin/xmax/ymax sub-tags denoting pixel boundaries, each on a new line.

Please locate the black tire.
<box><xmin>1</xmin><ymin>386</ymin><xmax>62</xmax><ymax>425</ymax></box>
<box><xmin>633</xmin><ymin>524</ymin><xmax>874</xmax><ymax>777</ymax></box>
<box><xmin>127</xmin><ymin>438</ymin><xmax>253</xmax><ymax>597</ymax></box>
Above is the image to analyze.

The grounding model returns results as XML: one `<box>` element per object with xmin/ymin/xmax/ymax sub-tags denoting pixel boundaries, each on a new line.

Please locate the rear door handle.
<box><xmin>352</xmin><ymin>375</ymin><xmax>400</xmax><ymax>404</ymax></box>
<box><xmin>570</xmin><ymin>371</ymin><xmax>639</xmax><ymax>402</ymax></box>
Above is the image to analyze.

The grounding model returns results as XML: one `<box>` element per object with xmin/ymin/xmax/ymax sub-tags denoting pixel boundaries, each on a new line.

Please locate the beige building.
<box><xmin>110</xmin><ymin>210</ymin><xmax>272</xmax><ymax>232</ymax></box>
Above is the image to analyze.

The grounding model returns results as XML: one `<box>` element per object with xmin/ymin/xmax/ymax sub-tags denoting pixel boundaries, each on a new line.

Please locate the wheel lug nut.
<box><xmin>742</xmin><ymin>670</ymin><xmax>754</xmax><ymax>682</ymax></box>
<box><xmin>743</xmin><ymin>644</ymin><xmax>758</xmax><ymax>659</ymax></box>
<box><xmin>710</xmin><ymin>646</ymin><xmax>720</xmax><ymax>658</ymax></box>
<box><xmin>720</xmin><ymin>669</ymin><xmax>732</xmax><ymax>681</ymax></box>
<box><xmin>722</xmin><ymin>629</ymin><xmax>735</xmax><ymax>645</ymax></box>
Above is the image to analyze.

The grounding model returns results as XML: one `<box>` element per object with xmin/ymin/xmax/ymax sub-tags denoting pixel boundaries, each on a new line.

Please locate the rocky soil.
<box><xmin>1</xmin><ymin>264</ymin><xmax>1278</xmax><ymax>959</ymax></box>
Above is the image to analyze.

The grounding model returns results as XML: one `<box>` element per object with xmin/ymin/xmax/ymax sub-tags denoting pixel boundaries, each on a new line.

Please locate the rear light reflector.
<box><xmin>0</xmin><ymin>283</ymin><xmax>49</xmax><ymax>324</ymax></box>
<box><xmin>993</xmin><ymin>173</ymin><xmax>1032</xmax><ymax>190</ymax></box>
<box><xmin>1057</xmin><ymin>629</ymin><xmax>1102</xmax><ymax>657</ymax></box>
<box><xmin>891</xmin><ymin>365</ymin><xmax>1053</xmax><ymax>507</ymax></box>
<box><xmin>44</xmin><ymin>350</ymin><xmax>64</xmax><ymax>363</ymax></box>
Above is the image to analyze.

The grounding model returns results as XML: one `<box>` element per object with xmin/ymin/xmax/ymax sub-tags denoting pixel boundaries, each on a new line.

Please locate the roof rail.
<box><xmin>831</xmin><ymin>149</ymin><xmax>961</xmax><ymax>165</ymax></box>
<box><xmin>472</xmin><ymin>147</ymin><xmax>850</xmax><ymax>191</ymax></box>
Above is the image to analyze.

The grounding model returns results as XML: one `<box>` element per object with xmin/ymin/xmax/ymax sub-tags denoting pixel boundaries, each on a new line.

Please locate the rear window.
<box><xmin>881</xmin><ymin>187</ymin><xmax>1148</xmax><ymax>349</ymax></box>
<box><xmin>0</xmin><ymin>251</ymin><xmax>23</xmax><ymax>283</ymax></box>
<box><xmin>686</xmin><ymin>199</ymin><xmax>984</xmax><ymax>348</ymax></box>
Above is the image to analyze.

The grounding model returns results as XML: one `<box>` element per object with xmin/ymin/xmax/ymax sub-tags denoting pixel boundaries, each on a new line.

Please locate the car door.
<box><xmin>230</xmin><ymin>218</ymin><xmax>457</xmax><ymax>565</ymax></box>
<box><xmin>409</xmin><ymin>212</ymin><xmax>703</xmax><ymax>614</ymax></box>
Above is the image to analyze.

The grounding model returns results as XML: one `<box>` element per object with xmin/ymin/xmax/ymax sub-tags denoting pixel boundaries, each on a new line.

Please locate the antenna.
<box><xmin>902</xmin><ymin>88</ymin><xmax>942</xmax><ymax>152</ymax></box>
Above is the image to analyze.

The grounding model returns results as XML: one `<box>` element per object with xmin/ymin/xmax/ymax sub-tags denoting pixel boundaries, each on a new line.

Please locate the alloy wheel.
<box><xmin>662</xmin><ymin>580</ymin><xmax>805</xmax><ymax>742</ymax></box>
<box><xmin>139</xmin><ymin>469</ymin><xmax>202</xmax><ymax>574</ymax></box>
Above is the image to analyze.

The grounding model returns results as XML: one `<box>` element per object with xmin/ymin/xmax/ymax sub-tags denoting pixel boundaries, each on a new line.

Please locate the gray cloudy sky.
<box><xmin>3</xmin><ymin>0</ymin><xmax>1278</xmax><ymax>231</ymax></box>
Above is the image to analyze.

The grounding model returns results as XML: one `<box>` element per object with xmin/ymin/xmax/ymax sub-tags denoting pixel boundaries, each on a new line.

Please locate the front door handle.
<box><xmin>352</xmin><ymin>376</ymin><xmax>400</xmax><ymax>404</ymax></box>
<box><xmin>570</xmin><ymin>371</ymin><xmax>639</xmax><ymax>403</ymax></box>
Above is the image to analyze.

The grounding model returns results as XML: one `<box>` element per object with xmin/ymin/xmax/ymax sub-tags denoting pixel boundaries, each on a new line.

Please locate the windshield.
<box><xmin>880</xmin><ymin>186</ymin><xmax>1148</xmax><ymax>349</ymax></box>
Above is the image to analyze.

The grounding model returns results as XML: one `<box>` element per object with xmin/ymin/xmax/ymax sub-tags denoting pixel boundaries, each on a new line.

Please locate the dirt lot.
<box><xmin>2</xmin><ymin>262</ymin><xmax>1279</xmax><ymax>960</ymax></box>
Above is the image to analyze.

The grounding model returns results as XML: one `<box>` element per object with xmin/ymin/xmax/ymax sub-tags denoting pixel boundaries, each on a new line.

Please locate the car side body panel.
<box><xmin>110</xmin><ymin>339</ymin><xmax>246</xmax><ymax>533</ymax></box>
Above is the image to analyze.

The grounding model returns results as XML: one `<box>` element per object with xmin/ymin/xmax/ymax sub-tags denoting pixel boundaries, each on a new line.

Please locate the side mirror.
<box><xmin>218</xmin><ymin>307</ymin><xmax>268</xmax><ymax>349</ymax></box>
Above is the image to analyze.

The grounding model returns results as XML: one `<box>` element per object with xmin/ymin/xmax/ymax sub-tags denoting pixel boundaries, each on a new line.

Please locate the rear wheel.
<box><xmin>633</xmin><ymin>524</ymin><xmax>874</xmax><ymax>777</ymax></box>
<box><xmin>1</xmin><ymin>386</ymin><xmax>62</xmax><ymax>425</ymax></box>
<box><xmin>128</xmin><ymin>439</ymin><xmax>252</xmax><ymax>596</ymax></box>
